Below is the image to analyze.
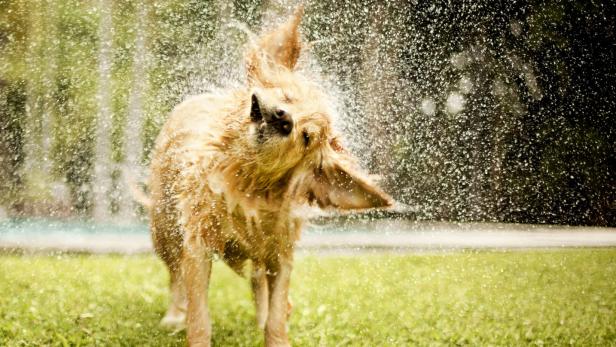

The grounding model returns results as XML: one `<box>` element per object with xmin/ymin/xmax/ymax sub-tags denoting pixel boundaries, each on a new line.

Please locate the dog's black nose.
<box><xmin>268</xmin><ymin>109</ymin><xmax>293</xmax><ymax>135</ymax></box>
<box><xmin>274</xmin><ymin>109</ymin><xmax>286</xmax><ymax>119</ymax></box>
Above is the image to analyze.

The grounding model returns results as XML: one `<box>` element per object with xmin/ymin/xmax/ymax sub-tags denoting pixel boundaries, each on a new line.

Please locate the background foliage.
<box><xmin>0</xmin><ymin>0</ymin><xmax>614</xmax><ymax>225</ymax></box>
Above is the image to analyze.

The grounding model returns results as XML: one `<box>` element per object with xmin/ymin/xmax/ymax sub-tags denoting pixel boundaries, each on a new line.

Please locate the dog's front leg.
<box><xmin>252</xmin><ymin>262</ymin><xmax>269</xmax><ymax>329</ymax></box>
<box><xmin>182</xmin><ymin>243</ymin><xmax>213</xmax><ymax>347</ymax></box>
<box><xmin>265</xmin><ymin>258</ymin><xmax>293</xmax><ymax>347</ymax></box>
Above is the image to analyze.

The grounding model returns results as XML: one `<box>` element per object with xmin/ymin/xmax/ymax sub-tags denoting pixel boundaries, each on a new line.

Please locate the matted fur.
<box><xmin>149</xmin><ymin>7</ymin><xmax>392</xmax><ymax>347</ymax></box>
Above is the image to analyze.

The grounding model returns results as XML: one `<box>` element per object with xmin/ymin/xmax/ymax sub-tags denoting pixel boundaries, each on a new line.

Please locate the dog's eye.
<box><xmin>302</xmin><ymin>130</ymin><xmax>310</xmax><ymax>147</ymax></box>
<box><xmin>283</xmin><ymin>93</ymin><xmax>293</xmax><ymax>103</ymax></box>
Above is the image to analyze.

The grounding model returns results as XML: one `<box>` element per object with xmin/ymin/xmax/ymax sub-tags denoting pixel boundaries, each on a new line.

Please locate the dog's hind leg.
<box><xmin>251</xmin><ymin>262</ymin><xmax>269</xmax><ymax>329</ymax></box>
<box><xmin>160</xmin><ymin>265</ymin><xmax>187</xmax><ymax>329</ymax></box>
<box><xmin>152</xmin><ymin>218</ymin><xmax>187</xmax><ymax>329</ymax></box>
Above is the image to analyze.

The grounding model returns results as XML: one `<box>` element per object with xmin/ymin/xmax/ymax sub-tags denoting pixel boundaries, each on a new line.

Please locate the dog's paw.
<box><xmin>265</xmin><ymin>340</ymin><xmax>291</xmax><ymax>347</ymax></box>
<box><xmin>265</xmin><ymin>330</ymin><xmax>291</xmax><ymax>347</ymax></box>
<box><xmin>160</xmin><ymin>312</ymin><xmax>186</xmax><ymax>331</ymax></box>
<box><xmin>257</xmin><ymin>317</ymin><xmax>267</xmax><ymax>330</ymax></box>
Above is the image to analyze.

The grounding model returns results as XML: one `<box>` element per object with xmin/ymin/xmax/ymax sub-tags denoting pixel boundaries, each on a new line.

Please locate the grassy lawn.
<box><xmin>1</xmin><ymin>249</ymin><xmax>615</xmax><ymax>346</ymax></box>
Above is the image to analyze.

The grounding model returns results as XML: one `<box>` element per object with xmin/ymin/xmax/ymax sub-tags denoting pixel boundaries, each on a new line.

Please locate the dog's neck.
<box><xmin>213</xmin><ymin>153</ymin><xmax>298</xmax><ymax>206</ymax></box>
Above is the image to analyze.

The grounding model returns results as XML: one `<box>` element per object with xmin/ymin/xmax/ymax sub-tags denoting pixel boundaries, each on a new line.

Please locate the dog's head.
<box><xmin>241</xmin><ymin>7</ymin><xmax>392</xmax><ymax>210</ymax></box>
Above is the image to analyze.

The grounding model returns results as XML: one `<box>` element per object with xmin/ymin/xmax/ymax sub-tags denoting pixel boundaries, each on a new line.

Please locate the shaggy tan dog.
<box><xmin>148</xmin><ymin>8</ymin><xmax>392</xmax><ymax>347</ymax></box>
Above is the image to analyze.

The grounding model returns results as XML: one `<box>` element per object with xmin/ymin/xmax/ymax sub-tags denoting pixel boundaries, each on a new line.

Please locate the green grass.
<box><xmin>1</xmin><ymin>250</ymin><xmax>615</xmax><ymax>346</ymax></box>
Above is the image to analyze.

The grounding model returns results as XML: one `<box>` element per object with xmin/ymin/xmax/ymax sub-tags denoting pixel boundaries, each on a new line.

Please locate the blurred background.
<box><xmin>1</xmin><ymin>0</ymin><xmax>614</xmax><ymax>227</ymax></box>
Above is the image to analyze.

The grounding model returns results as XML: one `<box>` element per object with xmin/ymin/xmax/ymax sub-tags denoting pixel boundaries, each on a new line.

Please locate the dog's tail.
<box><xmin>129</xmin><ymin>182</ymin><xmax>152</xmax><ymax>209</ymax></box>
<box><xmin>124</xmin><ymin>168</ymin><xmax>152</xmax><ymax>209</ymax></box>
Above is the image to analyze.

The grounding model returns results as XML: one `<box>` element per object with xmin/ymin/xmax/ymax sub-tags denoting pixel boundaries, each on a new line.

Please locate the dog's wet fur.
<box><xmin>149</xmin><ymin>7</ymin><xmax>392</xmax><ymax>347</ymax></box>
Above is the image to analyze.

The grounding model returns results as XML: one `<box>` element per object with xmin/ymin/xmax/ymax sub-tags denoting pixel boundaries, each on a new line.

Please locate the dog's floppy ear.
<box><xmin>308</xmin><ymin>154</ymin><xmax>393</xmax><ymax>210</ymax></box>
<box><xmin>247</xmin><ymin>6</ymin><xmax>303</xmax><ymax>84</ymax></box>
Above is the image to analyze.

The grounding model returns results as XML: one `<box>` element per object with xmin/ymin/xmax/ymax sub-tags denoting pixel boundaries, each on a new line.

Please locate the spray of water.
<box><xmin>0</xmin><ymin>1</ymin><xmax>614</xmax><ymax>226</ymax></box>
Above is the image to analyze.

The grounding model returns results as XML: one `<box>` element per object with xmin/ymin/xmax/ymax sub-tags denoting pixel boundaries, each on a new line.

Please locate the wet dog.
<box><xmin>148</xmin><ymin>7</ymin><xmax>391</xmax><ymax>347</ymax></box>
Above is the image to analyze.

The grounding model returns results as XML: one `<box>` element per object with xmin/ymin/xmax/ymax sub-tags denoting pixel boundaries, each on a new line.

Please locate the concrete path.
<box><xmin>1</xmin><ymin>221</ymin><xmax>615</xmax><ymax>254</ymax></box>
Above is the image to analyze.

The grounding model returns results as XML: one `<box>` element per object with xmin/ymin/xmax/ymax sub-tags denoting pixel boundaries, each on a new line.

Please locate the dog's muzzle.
<box><xmin>250</xmin><ymin>93</ymin><xmax>293</xmax><ymax>136</ymax></box>
<box><xmin>265</xmin><ymin>109</ymin><xmax>293</xmax><ymax>136</ymax></box>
